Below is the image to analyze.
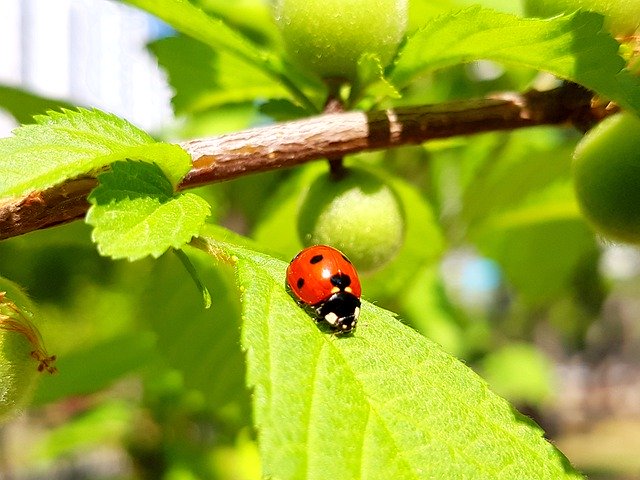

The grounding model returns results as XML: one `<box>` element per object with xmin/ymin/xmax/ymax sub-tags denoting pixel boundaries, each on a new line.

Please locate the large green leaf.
<box><xmin>194</xmin><ymin>0</ymin><xmax>282</xmax><ymax>48</ymax></box>
<box><xmin>197</xmin><ymin>235</ymin><xmax>583</xmax><ymax>479</ymax></box>
<box><xmin>149</xmin><ymin>35</ymin><xmax>288</xmax><ymax>114</ymax></box>
<box><xmin>125</xmin><ymin>0</ymin><xmax>271</xmax><ymax>72</ymax></box>
<box><xmin>459</xmin><ymin>129</ymin><xmax>597</xmax><ymax>303</ymax></box>
<box><xmin>460</xmin><ymin>129</ymin><xmax>576</xmax><ymax>228</ymax></box>
<box><xmin>471</xmin><ymin>182</ymin><xmax>596</xmax><ymax>303</ymax></box>
<box><xmin>392</xmin><ymin>7</ymin><xmax>640</xmax><ymax>114</ymax></box>
<box><xmin>0</xmin><ymin>108</ymin><xmax>190</xmax><ymax>198</ymax></box>
<box><xmin>408</xmin><ymin>0</ymin><xmax>462</xmax><ymax>31</ymax></box>
<box><xmin>149</xmin><ymin>36</ymin><xmax>287</xmax><ymax>113</ymax></box>
<box><xmin>86</xmin><ymin>160</ymin><xmax>211</xmax><ymax>260</ymax></box>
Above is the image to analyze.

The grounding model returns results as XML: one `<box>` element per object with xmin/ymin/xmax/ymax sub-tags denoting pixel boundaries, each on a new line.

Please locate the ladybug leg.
<box><xmin>313</xmin><ymin>304</ymin><xmax>327</xmax><ymax>325</ymax></box>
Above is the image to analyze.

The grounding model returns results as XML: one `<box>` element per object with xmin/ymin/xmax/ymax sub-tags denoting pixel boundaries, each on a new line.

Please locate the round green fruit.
<box><xmin>0</xmin><ymin>326</ymin><xmax>39</xmax><ymax>422</ymax></box>
<box><xmin>525</xmin><ymin>0</ymin><xmax>640</xmax><ymax>36</ymax></box>
<box><xmin>573</xmin><ymin>112</ymin><xmax>640</xmax><ymax>243</ymax></box>
<box><xmin>0</xmin><ymin>284</ymin><xmax>54</xmax><ymax>422</ymax></box>
<box><xmin>274</xmin><ymin>0</ymin><xmax>408</xmax><ymax>81</ymax></box>
<box><xmin>297</xmin><ymin>168</ymin><xmax>405</xmax><ymax>272</ymax></box>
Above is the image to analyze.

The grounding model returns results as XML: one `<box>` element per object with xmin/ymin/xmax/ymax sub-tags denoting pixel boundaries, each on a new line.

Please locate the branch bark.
<box><xmin>0</xmin><ymin>83</ymin><xmax>615</xmax><ymax>241</ymax></box>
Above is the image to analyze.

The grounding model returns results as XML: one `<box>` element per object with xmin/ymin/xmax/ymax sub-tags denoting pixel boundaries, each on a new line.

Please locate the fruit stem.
<box><xmin>328</xmin><ymin>158</ymin><xmax>347</xmax><ymax>180</ymax></box>
<box><xmin>324</xmin><ymin>86</ymin><xmax>348</xmax><ymax>179</ymax></box>
<box><xmin>323</xmin><ymin>84</ymin><xmax>345</xmax><ymax>114</ymax></box>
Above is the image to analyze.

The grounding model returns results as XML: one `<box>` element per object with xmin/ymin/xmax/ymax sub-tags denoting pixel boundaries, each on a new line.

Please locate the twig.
<box><xmin>0</xmin><ymin>83</ymin><xmax>615</xmax><ymax>241</ymax></box>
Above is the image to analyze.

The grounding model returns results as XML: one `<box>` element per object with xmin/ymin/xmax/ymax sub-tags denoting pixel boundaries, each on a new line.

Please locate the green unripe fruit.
<box><xmin>0</xmin><ymin>285</ymin><xmax>56</xmax><ymax>422</ymax></box>
<box><xmin>297</xmin><ymin>168</ymin><xmax>405</xmax><ymax>272</ymax></box>
<box><xmin>274</xmin><ymin>0</ymin><xmax>408</xmax><ymax>81</ymax></box>
<box><xmin>525</xmin><ymin>0</ymin><xmax>640</xmax><ymax>36</ymax></box>
<box><xmin>0</xmin><ymin>328</ymin><xmax>39</xmax><ymax>422</ymax></box>
<box><xmin>573</xmin><ymin>112</ymin><xmax>640</xmax><ymax>243</ymax></box>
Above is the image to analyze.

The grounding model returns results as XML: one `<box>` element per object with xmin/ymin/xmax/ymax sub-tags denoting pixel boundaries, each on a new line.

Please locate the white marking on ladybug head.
<box><xmin>345</xmin><ymin>286</ymin><xmax>353</xmax><ymax>294</ymax></box>
<box><xmin>324</xmin><ymin>312</ymin><xmax>339</xmax><ymax>325</ymax></box>
<box><xmin>330</xmin><ymin>286</ymin><xmax>340</xmax><ymax>294</ymax></box>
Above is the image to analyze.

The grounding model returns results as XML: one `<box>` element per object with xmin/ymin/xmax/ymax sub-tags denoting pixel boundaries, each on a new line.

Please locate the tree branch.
<box><xmin>0</xmin><ymin>83</ymin><xmax>615</xmax><ymax>241</ymax></box>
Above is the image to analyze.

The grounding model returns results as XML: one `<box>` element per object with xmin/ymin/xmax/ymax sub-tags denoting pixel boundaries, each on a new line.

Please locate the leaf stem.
<box><xmin>173</xmin><ymin>249</ymin><xmax>212</xmax><ymax>309</ymax></box>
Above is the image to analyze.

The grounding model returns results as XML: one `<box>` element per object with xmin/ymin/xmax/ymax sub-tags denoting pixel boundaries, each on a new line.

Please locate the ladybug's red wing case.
<box><xmin>286</xmin><ymin>245</ymin><xmax>362</xmax><ymax>334</ymax></box>
<box><xmin>286</xmin><ymin>245</ymin><xmax>361</xmax><ymax>304</ymax></box>
<box><xmin>286</xmin><ymin>249</ymin><xmax>328</xmax><ymax>305</ymax></box>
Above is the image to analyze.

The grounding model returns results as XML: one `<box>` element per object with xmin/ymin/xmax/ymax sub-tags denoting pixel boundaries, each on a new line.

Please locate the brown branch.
<box><xmin>0</xmin><ymin>83</ymin><xmax>616</xmax><ymax>241</ymax></box>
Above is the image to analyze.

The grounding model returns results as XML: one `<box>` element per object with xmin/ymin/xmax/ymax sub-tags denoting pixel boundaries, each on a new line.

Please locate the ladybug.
<box><xmin>286</xmin><ymin>245</ymin><xmax>362</xmax><ymax>334</ymax></box>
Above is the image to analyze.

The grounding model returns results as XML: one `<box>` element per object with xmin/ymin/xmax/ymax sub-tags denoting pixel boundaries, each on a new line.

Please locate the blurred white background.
<box><xmin>0</xmin><ymin>0</ymin><xmax>173</xmax><ymax>136</ymax></box>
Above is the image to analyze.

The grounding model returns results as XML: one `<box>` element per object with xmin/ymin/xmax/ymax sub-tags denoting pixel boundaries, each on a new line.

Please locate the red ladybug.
<box><xmin>286</xmin><ymin>245</ymin><xmax>361</xmax><ymax>334</ymax></box>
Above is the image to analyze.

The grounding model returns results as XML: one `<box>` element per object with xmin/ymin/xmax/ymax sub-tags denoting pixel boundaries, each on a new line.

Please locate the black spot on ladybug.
<box><xmin>297</xmin><ymin>278</ymin><xmax>305</xmax><ymax>289</ymax></box>
<box><xmin>310</xmin><ymin>254</ymin><xmax>323</xmax><ymax>264</ymax></box>
<box><xmin>330</xmin><ymin>273</ymin><xmax>351</xmax><ymax>289</ymax></box>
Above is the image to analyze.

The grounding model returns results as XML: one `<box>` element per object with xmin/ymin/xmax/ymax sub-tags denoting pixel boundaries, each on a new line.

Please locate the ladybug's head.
<box><xmin>316</xmin><ymin>291</ymin><xmax>361</xmax><ymax>334</ymax></box>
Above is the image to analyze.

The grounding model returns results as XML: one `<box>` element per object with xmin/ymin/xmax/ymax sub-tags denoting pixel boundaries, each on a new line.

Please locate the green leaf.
<box><xmin>351</xmin><ymin>53</ymin><xmax>401</xmax><ymax>107</ymax></box>
<box><xmin>0</xmin><ymin>278</ymin><xmax>44</xmax><ymax>420</ymax></box>
<box><xmin>0</xmin><ymin>85</ymin><xmax>76</xmax><ymax>125</ymax></box>
<box><xmin>476</xmin><ymin>216</ymin><xmax>596</xmax><ymax>303</ymax></box>
<box><xmin>459</xmin><ymin>130</ymin><xmax>597</xmax><ymax>302</ymax></box>
<box><xmin>461</xmin><ymin>129</ymin><xmax>576</xmax><ymax>228</ymax></box>
<box><xmin>124</xmin><ymin>0</ymin><xmax>320</xmax><ymax>111</ymax></box>
<box><xmin>408</xmin><ymin>0</ymin><xmax>462</xmax><ymax>31</ymax></box>
<box><xmin>0</xmin><ymin>108</ymin><xmax>191</xmax><ymax>198</ymax></box>
<box><xmin>392</xmin><ymin>7</ymin><xmax>640</xmax><ymax>113</ymax></box>
<box><xmin>207</xmin><ymin>239</ymin><xmax>583</xmax><ymax>479</ymax></box>
<box><xmin>125</xmin><ymin>0</ymin><xmax>268</xmax><ymax>69</ymax></box>
<box><xmin>194</xmin><ymin>0</ymin><xmax>282</xmax><ymax>49</ymax></box>
<box><xmin>86</xmin><ymin>160</ymin><xmax>211</xmax><ymax>261</ymax></box>
<box><xmin>149</xmin><ymin>35</ymin><xmax>288</xmax><ymax>115</ymax></box>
